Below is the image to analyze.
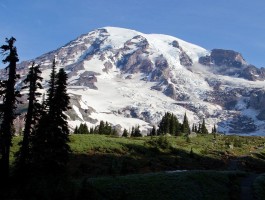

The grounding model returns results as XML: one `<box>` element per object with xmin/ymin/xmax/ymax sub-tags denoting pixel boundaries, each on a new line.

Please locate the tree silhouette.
<box><xmin>181</xmin><ymin>112</ymin><xmax>190</xmax><ymax>134</ymax></box>
<box><xmin>0</xmin><ymin>37</ymin><xmax>20</xmax><ymax>181</ymax></box>
<box><xmin>31</xmin><ymin>65</ymin><xmax>71</xmax><ymax>173</ymax></box>
<box><xmin>15</xmin><ymin>63</ymin><xmax>43</xmax><ymax>175</ymax></box>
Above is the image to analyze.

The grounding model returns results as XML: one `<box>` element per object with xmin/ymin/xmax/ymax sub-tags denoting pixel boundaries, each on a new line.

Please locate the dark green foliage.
<box><xmin>181</xmin><ymin>112</ymin><xmax>190</xmax><ymax>134</ymax></box>
<box><xmin>145</xmin><ymin>136</ymin><xmax>171</xmax><ymax>150</ymax></box>
<box><xmin>122</xmin><ymin>129</ymin><xmax>129</xmax><ymax>137</ymax></box>
<box><xmin>131</xmin><ymin>125</ymin><xmax>142</xmax><ymax>137</ymax></box>
<box><xmin>15</xmin><ymin>63</ymin><xmax>43</xmax><ymax>175</ymax></box>
<box><xmin>31</xmin><ymin>65</ymin><xmax>71</xmax><ymax>173</ymax></box>
<box><xmin>158</xmin><ymin>112</ymin><xmax>180</xmax><ymax>135</ymax></box>
<box><xmin>150</xmin><ymin>125</ymin><xmax>157</xmax><ymax>136</ymax></box>
<box><xmin>74</xmin><ymin>126</ymin><xmax>79</xmax><ymax>134</ymax></box>
<box><xmin>130</xmin><ymin>126</ymin><xmax>135</xmax><ymax>136</ymax></box>
<box><xmin>212</xmin><ymin>124</ymin><xmax>217</xmax><ymax>134</ymax></box>
<box><xmin>201</xmin><ymin>118</ymin><xmax>209</xmax><ymax>134</ymax></box>
<box><xmin>0</xmin><ymin>37</ymin><xmax>20</xmax><ymax>181</ymax></box>
<box><xmin>77</xmin><ymin>123</ymin><xmax>89</xmax><ymax>134</ymax></box>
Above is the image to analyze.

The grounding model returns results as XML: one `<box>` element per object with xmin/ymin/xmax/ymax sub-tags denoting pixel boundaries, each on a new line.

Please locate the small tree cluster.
<box><xmin>74</xmin><ymin>120</ymin><xmax>117</xmax><ymax>135</ymax></box>
<box><xmin>74</xmin><ymin>123</ymin><xmax>89</xmax><ymax>134</ymax></box>
<box><xmin>130</xmin><ymin>125</ymin><xmax>142</xmax><ymax>137</ymax></box>
<box><xmin>192</xmin><ymin>118</ymin><xmax>209</xmax><ymax>134</ymax></box>
<box><xmin>157</xmin><ymin>112</ymin><xmax>181</xmax><ymax>135</ymax></box>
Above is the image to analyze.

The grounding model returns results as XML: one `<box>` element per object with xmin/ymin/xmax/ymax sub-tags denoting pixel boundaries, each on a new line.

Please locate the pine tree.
<box><xmin>0</xmin><ymin>37</ymin><xmax>20</xmax><ymax>181</ymax></box>
<box><xmin>181</xmin><ymin>113</ymin><xmax>190</xmax><ymax>134</ymax></box>
<box><xmin>45</xmin><ymin>59</ymin><xmax>56</xmax><ymax>111</ymax></box>
<box><xmin>31</xmin><ymin>67</ymin><xmax>71</xmax><ymax>173</ymax></box>
<box><xmin>122</xmin><ymin>129</ymin><xmax>129</xmax><ymax>137</ymax></box>
<box><xmin>132</xmin><ymin>125</ymin><xmax>141</xmax><ymax>137</ymax></box>
<box><xmin>89</xmin><ymin>127</ymin><xmax>94</xmax><ymax>134</ymax></box>
<box><xmin>150</xmin><ymin>125</ymin><xmax>157</xmax><ymax>136</ymax></box>
<box><xmin>51</xmin><ymin>68</ymin><xmax>71</xmax><ymax>169</ymax></box>
<box><xmin>131</xmin><ymin>126</ymin><xmax>135</xmax><ymax>137</ymax></box>
<box><xmin>83</xmin><ymin>123</ymin><xmax>89</xmax><ymax>134</ymax></box>
<box><xmin>198</xmin><ymin>123</ymin><xmax>201</xmax><ymax>134</ymax></box>
<box><xmin>15</xmin><ymin>63</ymin><xmax>43</xmax><ymax>174</ymax></box>
<box><xmin>212</xmin><ymin>124</ymin><xmax>217</xmax><ymax>134</ymax></box>
<box><xmin>74</xmin><ymin>126</ymin><xmax>79</xmax><ymax>134</ymax></box>
<box><xmin>98</xmin><ymin>121</ymin><xmax>105</xmax><ymax>134</ymax></box>
<box><xmin>201</xmin><ymin>118</ymin><xmax>209</xmax><ymax>134</ymax></box>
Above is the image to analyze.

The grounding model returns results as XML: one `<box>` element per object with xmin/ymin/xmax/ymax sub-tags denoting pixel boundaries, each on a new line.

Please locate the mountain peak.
<box><xmin>5</xmin><ymin>27</ymin><xmax>265</xmax><ymax>136</ymax></box>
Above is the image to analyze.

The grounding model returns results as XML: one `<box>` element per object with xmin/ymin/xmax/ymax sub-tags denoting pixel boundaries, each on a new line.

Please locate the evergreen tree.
<box><xmin>98</xmin><ymin>121</ymin><xmax>105</xmax><ymax>134</ymax></box>
<box><xmin>198</xmin><ymin>123</ymin><xmax>202</xmax><ymax>134</ymax></box>
<box><xmin>89</xmin><ymin>127</ymin><xmax>94</xmax><ymax>134</ymax></box>
<box><xmin>105</xmin><ymin>121</ymin><xmax>112</xmax><ymax>135</ymax></box>
<box><xmin>158</xmin><ymin>112</ymin><xmax>180</xmax><ymax>135</ymax></box>
<box><xmin>181</xmin><ymin>113</ymin><xmax>190</xmax><ymax>134</ymax></box>
<box><xmin>45</xmin><ymin>59</ymin><xmax>56</xmax><ymax>111</ymax></box>
<box><xmin>15</xmin><ymin>63</ymin><xmax>43</xmax><ymax>174</ymax></box>
<box><xmin>132</xmin><ymin>125</ymin><xmax>141</xmax><ymax>137</ymax></box>
<box><xmin>150</xmin><ymin>125</ymin><xmax>157</xmax><ymax>136</ymax></box>
<box><xmin>0</xmin><ymin>37</ymin><xmax>20</xmax><ymax>181</ymax></box>
<box><xmin>78</xmin><ymin>123</ymin><xmax>89</xmax><ymax>134</ymax></box>
<box><xmin>201</xmin><ymin>118</ymin><xmax>209</xmax><ymax>134</ymax></box>
<box><xmin>74</xmin><ymin>126</ymin><xmax>79</xmax><ymax>134</ymax></box>
<box><xmin>212</xmin><ymin>124</ymin><xmax>217</xmax><ymax>134</ymax></box>
<box><xmin>122</xmin><ymin>129</ymin><xmax>129</xmax><ymax>137</ymax></box>
<box><xmin>31</xmin><ymin>67</ymin><xmax>71</xmax><ymax>173</ymax></box>
<box><xmin>131</xmin><ymin>126</ymin><xmax>135</xmax><ymax>137</ymax></box>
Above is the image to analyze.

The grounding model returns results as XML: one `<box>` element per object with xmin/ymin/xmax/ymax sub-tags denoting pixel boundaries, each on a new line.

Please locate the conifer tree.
<box><xmin>181</xmin><ymin>113</ymin><xmax>190</xmax><ymax>134</ymax></box>
<box><xmin>150</xmin><ymin>125</ymin><xmax>157</xmax><ymax>136</ymax></box>
<box><xmin>98</xmin><ymin>121</ymin><xmax>105</xmax><ymax>134</ymax></box>
<box><xmin>132</xmin><ymin>125</ymin><xmax>141</xmax><ymax>137</ymax></box>
<box><xmin>74</xmin><ymin>126</ymin><xmax>79</xmax><ymax>134</ymax></box>
<box><xmin>131</xmin><ymin>126</ymin><xmax>135</xmax><ymax>137</ymax></box>
<box><xmin>212</xmin><ymin>124</ymin><xmax>217</xmax><ymax>134</ymax></box>
<box><xmin>15</xmin><ymin>63</ymin><xmax>43</xmax><ymax>174</ymax></box>
<box><xmin>201</xmin><ymin>118</ymin><xmax>209</xmax><ymax>134</ymax></box>
<box><xmin>0</xmin><ymin>37</ymin><xmax>20</xmax><ymax>181</ymax></box>
<box><xmin>31</xmin><ymin>66</ymin><xmax>71</xmax><ymax>173</ymax></box>
<box><xmin>122</xmin><ymin>129</ymin><xmax>129</xmax><ymax>137</ymax></box>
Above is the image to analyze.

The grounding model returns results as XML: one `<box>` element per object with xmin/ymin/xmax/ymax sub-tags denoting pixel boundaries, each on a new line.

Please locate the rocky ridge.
<box><xmin>3</xmin><ymin>27</ymin><xmax>265</xmax><ymax>135</ymax></box>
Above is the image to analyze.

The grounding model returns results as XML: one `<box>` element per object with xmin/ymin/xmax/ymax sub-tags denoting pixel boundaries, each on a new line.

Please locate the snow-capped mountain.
<box><xmin>11</xmin><ymin>27</ymin><xmax>265</xmax><ymax>135</ymax></box>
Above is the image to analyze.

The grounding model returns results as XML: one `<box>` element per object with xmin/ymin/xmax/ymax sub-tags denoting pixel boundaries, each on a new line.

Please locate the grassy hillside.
<box><xmin>9</xmin><ymin>134</ymin><xmax>265</xmax><ymax>199</ymax></box>
<box><xmin>66</xmin><ymin>134</ymin><xmax>265</xmax><ymax>177</ymax></box>
<box><xmin>11</xmin><ymin>133</ymin><xmax>265</xmax><ymax>177</ymax></box>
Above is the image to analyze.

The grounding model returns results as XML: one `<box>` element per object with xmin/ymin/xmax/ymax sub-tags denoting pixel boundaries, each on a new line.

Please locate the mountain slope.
<box><xmin>10</xmin><ymin>27</ymin><xmax>265</xmax><ymax>135</ymax></box>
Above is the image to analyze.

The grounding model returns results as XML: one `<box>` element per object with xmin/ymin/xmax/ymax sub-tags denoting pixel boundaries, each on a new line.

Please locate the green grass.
<box><xmin>11</xmin><ymin>134</ymin><xmax>265</xmax><ymax>177</ymax></box>
<box><xmin>8</xmin><ymin>134</ymin><xmax>265</xmax><ymax>200</ymax></box>
<box><xmin>82</xmin><ymin>171</ymin><xmax>243</xmax><ymax>200</ymax></box>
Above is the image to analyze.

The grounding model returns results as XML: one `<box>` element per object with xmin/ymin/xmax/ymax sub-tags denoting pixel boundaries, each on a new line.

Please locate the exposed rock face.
<box><xmin>4</xmin><ymin>27</ymin><xmax>265</xmax><ymax>135</ymax></box>
<box><xmin>199</xmin><ymin>49</ymin><xmax>265</xmax><ymax>81</ymax></box>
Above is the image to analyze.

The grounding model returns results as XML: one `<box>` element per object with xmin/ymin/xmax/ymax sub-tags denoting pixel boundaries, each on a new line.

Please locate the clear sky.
<box><xmin>1</xmin><ymin>0</ymin><xmax>265</xmax><ymax>67</ymax></box>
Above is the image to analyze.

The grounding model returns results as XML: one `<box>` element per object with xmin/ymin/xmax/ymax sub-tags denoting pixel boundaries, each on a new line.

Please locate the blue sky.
<box><xmin>1</xmin><ymin>0</ymin><xmax>265</xmax><ymax>67</ymax></box>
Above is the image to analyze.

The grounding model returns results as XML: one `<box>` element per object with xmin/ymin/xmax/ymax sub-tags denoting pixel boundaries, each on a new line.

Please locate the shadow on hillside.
<box><xmin>68</xmin><ymin>142</ymin><xmax>238</xmax><ymax>178</ymax></box>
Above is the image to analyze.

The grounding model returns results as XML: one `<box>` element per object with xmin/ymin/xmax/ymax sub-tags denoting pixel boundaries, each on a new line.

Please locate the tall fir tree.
<box><xmin>201</xmin><ymin>118</ymin><xmax>209</xmax><ymax>134</ymax></box>
<box><xmin>0</xmin><ymin>37</ymin><xmax>20</xmax><ymax>181</ymax></box>
<box><xmin>122</xmin><ymin>129</ymin><xmax>129</xmax><ymax>137</ymax></box>
<box><xmin>150</xmin><ymin>125</ymin><xmax>157</xmax><ymax>136</ymax></box>
<box><xmin>52</xmin><ymin>68</ymin><xmax>71</xmax><ymax>169</ymax></box>
<box><xmin>31</xmin><ymin>66</ymin><xmax>71</xmax><ymax>173</ymax></box>
<box><xmin>158</xmin><ymin>112</ymin><xmax>180</xmax><ymax>135</ymax></box>
<box><xmin>181</xmin><ymin>112</ymin><xmax>190</xmax><ymax>134</ymax></box>
<box><xmin>15</xmin><ymin>63</ymin><xmax>43</xmax><ymax>174</ymax></box>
